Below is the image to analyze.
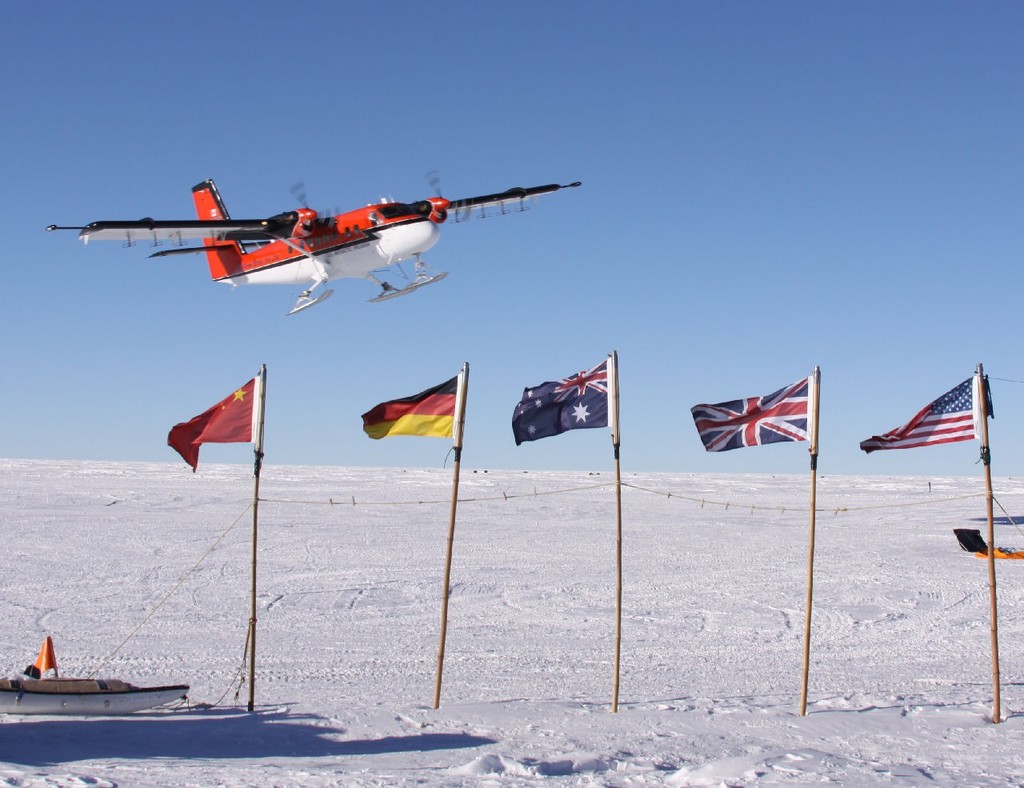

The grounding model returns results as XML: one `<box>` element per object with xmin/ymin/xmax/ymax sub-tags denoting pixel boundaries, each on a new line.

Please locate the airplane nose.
<box><xmin>377</xmin><ymin>220</ymin><xmax>440</xmax><ymax>262</ymax></box>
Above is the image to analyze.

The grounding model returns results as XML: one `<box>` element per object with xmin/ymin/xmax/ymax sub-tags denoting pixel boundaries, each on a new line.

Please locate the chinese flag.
<box><xmin>168</xmin><ymin>378</ymin><xmax>256</xmax><ymax>471</ymax></box>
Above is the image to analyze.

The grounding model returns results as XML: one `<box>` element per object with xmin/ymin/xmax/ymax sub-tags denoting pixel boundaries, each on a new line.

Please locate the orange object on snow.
<box><xmin>25</xmin><ymin>636</ymin><xmax>58</xmax><ymax>678</ymax></box>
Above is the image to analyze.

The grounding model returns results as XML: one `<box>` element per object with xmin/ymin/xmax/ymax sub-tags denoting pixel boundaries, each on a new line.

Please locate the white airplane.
<box><xmin>48</xmin><ymin>178</ymin><xmax>581</xmax><ymax>315</ymax></box>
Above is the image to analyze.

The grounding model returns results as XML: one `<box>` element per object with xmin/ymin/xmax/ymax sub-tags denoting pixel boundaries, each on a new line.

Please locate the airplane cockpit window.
<box><xmin>376</xmin><ymin>203</ymin><xmax>413</xmax><ymax>219</ymax></box>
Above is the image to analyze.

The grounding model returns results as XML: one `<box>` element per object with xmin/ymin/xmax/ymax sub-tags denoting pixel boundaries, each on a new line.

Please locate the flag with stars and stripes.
<box><xmin>860</xmin><ymin>375</ymin><xmax>992</xmax><ymax>453</ymax></box>
<box><xmin>512</xmin><ymin>360</ymin><xmax>609</xmax><ymax>445</ymax></box>
<box><xmin>690</xmin><ymin>377</ymin><xmax>811</xmax><ymax>452</ymax></box>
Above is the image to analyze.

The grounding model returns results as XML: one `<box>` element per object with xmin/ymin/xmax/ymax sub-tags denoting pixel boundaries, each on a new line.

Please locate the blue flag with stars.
<box><xmin>512</xmin><ymin>360</ymin><xmax>609</xmax><ymax>445</ymax></box>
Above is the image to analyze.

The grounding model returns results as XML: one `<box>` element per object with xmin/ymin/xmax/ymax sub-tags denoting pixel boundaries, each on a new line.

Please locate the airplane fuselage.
<box><xmin>223</xmin><ymin>210</ymin><xmax>441</xmax><ymax>287</ymax></box>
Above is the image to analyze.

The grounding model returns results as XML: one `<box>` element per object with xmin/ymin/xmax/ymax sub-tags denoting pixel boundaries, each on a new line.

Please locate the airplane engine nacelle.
<box><xmin>293</xmin><ymin>207</ymin><xmax>318</xmax><ymax>237</ymax></box>
<box><xmin>426</xmin><ymin>197</ymin><xmax>450</xmax><ymax>224</ymax></box>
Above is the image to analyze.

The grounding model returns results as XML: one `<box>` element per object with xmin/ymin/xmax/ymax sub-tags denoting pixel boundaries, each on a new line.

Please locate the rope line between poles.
<box><xmin>257</xmin><ymin>483</ymin><xmax>993</xmax><ymax>517</ymax></box>
<box><xmin>88</xmin><ymin>504</ymin><xmax>253</xmax><ymax>679</ymax></box>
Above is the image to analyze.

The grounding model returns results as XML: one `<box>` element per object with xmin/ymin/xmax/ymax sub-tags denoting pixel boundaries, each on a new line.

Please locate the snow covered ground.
<box><xmin>1</xmin><ymin>458</ymin><xmax>1023</xmax><ymax>786</ymax></box>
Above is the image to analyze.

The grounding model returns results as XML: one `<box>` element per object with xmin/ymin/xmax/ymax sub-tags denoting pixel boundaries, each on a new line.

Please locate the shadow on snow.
<box><xmin>0</xmin><ymin>707</ymin><xmax>496</xmax><ymax>766</ymax></box>
<box><xmin>969</xmin><ymin>515</ymin><xmax>1024</xmax><ymax>525</ymax></box>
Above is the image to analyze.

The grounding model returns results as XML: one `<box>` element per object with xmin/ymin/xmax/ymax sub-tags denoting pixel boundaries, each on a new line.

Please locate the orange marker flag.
<box><xmin>168</xmin><ymin>377</ymin><xmax>259</xmax><ymax>471</ymax></box>
<box><xmin>25</xmin><ymin>636</ymin><xmax>58</xmax><ymax>678</ymax></box>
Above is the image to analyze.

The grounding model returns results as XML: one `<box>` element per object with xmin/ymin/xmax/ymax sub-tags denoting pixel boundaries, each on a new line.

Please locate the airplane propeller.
<box><xmin>289</xmin><ymin>181</ymin><xmax>309</xmax><ymax>207</ymax></box>
<box><xmin>426</xmin><ymin>169</ymin><xmax>444</xmax><ymax>197</ymax></box>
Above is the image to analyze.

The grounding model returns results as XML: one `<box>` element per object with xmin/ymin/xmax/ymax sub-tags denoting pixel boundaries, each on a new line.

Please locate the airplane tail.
<box><xmin>191</xmin><ymin>180</ymin><xmax>244</xmax><ymax>280</ymax></box>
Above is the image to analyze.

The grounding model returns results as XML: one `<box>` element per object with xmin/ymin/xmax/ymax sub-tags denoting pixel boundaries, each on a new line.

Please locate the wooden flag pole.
<box><xmin>247</xmin><ymin>364</ymin><xmax>267</xmax><ymax>713</ymax></box>
<box><xmin>433</xmin><ymin>363</ymin><xmax>469</xmax><ymax>709</ymax></box>
<box><xmin>799</xmin><ymin>367</ymin><xmax>820</xmax><ymax>716</ymax></box>
<box><xmin>976</xmin><ymin>363</ymin><xmax>1000</xmax><ymax>723</ymax></box>
<box><xmin>608</xmin><ymin>351</ymin><xmax>623</xmax><ymax>713</ymax></box>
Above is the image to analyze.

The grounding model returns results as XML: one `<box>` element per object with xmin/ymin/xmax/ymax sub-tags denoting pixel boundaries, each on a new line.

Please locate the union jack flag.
<box><xmin>690</xmin><ymin>377</ymin><xmax>810</xmax><ymax>452</ymax></box>
<box><xmin>512</xmin><ymin>360</ymin><xmax>609</xmax><ymax>445</ymax></box>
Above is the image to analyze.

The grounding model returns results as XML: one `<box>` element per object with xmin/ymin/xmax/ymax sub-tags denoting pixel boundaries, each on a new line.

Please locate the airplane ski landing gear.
<box><xmin>288</xmin><ymin>282</ymin><xmax>335</xmax><ymax>316</ymax></box>
<box><xmin>368</xmin><ymin>254</ymin><xmax>448</xmax><ymax>303</ymax></box>
<box><xmin>368</xmin><ymin>271</ymin><xmax>448</xmax><ymax>303</ymax></box>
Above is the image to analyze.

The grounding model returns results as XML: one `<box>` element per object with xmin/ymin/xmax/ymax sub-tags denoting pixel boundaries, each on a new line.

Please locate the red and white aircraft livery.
<box><xmin>48</xmin><ymin>179</ymin><xmax>581</xmax><ymax>315</ymax></box>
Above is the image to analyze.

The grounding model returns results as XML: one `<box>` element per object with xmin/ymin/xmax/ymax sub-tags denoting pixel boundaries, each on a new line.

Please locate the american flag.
<box><xmin>690</xmin><ymin>377</ymin><xmax>810</xmax><ymax>452</ymax></box>
<box><xmin>512</xmin><ymin>360</ymin><xmax>608</xmax><ymax>445</ymax></box>
<box><xmin>860</xmin><ymin>376</ymin><xmax>988</xmax><ymax>453</ymax></box>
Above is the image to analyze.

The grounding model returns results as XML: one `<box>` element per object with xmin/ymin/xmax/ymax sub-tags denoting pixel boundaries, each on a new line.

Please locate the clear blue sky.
<box><xmin>3</xmin><ymin>1</ymin><xmax>1022</xmax><ymax>477</ymax></box>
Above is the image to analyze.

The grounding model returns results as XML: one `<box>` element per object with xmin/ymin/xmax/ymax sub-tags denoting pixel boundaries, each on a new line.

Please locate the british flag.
<box><xmin>690</xmin><ymin>377</ymin><xmax>811</xmax><ymax>452</ymax></box>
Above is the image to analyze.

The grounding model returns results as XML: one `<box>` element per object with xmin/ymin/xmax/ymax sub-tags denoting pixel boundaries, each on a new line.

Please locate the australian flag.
<box><xmin>690</xmin><ymin>377</ymin><xmax>810</xmax><ymax>452</ymax></box>
<box><xmin>512</xmin><ymin>360</ymin><xmax>609</xmax><ymax>445</ymax></box>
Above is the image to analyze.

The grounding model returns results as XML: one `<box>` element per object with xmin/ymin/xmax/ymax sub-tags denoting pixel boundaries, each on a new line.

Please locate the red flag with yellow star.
<box><xmin>168</xmin><ymin>378</ymin><xmax>257</xmax><ymax>471</ymax></box>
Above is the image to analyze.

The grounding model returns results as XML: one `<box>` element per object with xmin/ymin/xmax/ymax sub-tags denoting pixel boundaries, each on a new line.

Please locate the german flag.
<box><xmin>362</xmin><ymin>376</ymin><xmax>458</xmax><ymax>439</ymax></box>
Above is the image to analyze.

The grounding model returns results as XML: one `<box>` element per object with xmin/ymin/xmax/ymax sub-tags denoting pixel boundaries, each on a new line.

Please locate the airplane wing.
<box><xmin>46</xmin><ymin>212</ymin><xmax>301</xmax><ymax>245</ymax></box>
<box><xmin>447</xmin><ymin>182</ymin><xmax>581</xmax><ymax>221</ymax></box>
